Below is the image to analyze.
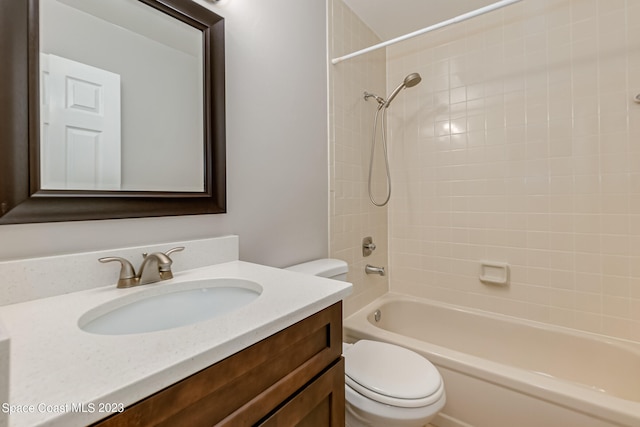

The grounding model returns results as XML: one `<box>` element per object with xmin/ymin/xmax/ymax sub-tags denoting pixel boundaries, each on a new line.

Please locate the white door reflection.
<box><xmin>39</xmin><ymin>0</ymin><xmax>205</xmax><ymax>193</ymax></box>
<box><xmin>40</xmin><ymin>53</ymin><xmax>121</xmax><ymax>190</ymax></box>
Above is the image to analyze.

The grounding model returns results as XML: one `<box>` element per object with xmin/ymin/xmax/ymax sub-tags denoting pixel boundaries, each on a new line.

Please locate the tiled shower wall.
<box><xmin>387</xmin><ymin>0</ymin><xmax>640</xmax><ymax>342</ymax></box>
<box><xmin>328</xmin><ymin>0</ymin><xmax>389</xmax><ymax>316</ymax></box>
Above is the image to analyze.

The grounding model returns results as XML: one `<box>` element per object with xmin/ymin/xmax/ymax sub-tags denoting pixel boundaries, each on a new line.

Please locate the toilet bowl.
<box><xmin>343</xmin><ymin>339</ymin><xmax>445</xmax><ymax>427</ymax></box>
<box><xmin>285</xmin><ymin>259</ymin><xmax>446</xmax><ymax>427</ymax></box>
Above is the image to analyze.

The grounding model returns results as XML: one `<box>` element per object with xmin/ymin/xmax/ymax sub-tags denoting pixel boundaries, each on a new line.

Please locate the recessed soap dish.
<box><xmin>479</xmin><ymin>261</ymin><xmax>509</xmax><ymax>286</ymax></box>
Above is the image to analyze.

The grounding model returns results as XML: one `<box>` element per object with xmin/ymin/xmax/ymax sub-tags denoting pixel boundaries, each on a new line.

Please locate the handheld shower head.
<box><xmin>384</xmin><ymin>72</ymin><xmax>422</xmax><ymax>108</ymax></box>
<box><xmin>364</xmin><ymin>72</ymin><xmax>422</xmax><ymax>207</ymax></box>
<box><xmin>403</xmin><ymin>72</ymin><xmax>422</xmax><ymax>87</ymax></box>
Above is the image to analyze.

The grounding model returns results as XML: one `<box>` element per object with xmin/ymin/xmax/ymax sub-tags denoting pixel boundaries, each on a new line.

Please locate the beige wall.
<box><xmin>387</xmin><ymin>0</ymin><xmax>640</xmax><ymax>342</ymax></box>
<box><xmin>328</xmin><ymin>0</ymin><xmax>389</xmax><ymax>316</ymax></box>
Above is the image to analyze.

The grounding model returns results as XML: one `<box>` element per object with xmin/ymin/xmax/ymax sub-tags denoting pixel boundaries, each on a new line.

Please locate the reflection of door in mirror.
<box><xmin>40</xmin><ymin>0</ymin><xmax>205</xmax><ymax>193</ymax></box>
<box><xmin>41</xmin><ymin>54</ymin><xmax>122</xmax><ymax>190</ymax></box>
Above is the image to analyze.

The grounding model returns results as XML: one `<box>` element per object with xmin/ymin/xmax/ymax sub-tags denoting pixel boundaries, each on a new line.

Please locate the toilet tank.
<box><xmin>285</xmin><ymin>259</ymin><xmax>348</xmax><ymax>282</ymax></box>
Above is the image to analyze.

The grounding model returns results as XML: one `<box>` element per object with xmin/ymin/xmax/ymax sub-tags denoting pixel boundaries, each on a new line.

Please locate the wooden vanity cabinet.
<box><xmin>94</xmin><ymin>302</ymin><xmax>345</xmax><ymax>427</ymax></box>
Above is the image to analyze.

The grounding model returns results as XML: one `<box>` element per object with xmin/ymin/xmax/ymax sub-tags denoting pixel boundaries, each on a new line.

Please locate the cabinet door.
<box><xmin>259</xmin><ymin>358</ymin><xmax>345</xmax><ymax>427</ymax></box>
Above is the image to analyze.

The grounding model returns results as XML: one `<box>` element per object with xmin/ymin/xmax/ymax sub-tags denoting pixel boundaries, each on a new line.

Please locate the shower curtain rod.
<box><xmin>331</xmin><ymin>0</ymin><xmax>523</xmax><ymax>65</ymax></box>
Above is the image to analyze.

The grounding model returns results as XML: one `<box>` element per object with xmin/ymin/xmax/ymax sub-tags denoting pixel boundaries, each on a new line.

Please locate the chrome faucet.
<box><xmin>99</xmin><ymin>247</ymin><xmax>184</xmax><ymax>288</ymax></box>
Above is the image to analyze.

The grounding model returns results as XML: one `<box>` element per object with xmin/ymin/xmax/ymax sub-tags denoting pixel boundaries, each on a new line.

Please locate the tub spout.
<box><xmin>365</xmin><ymin>264</ymin><xmax>385</xmax><ymax>276</ymax></box>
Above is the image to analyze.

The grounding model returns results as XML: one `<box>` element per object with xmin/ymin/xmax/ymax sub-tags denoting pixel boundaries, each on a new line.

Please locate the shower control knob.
<box><xmin>362</xmin><ymin>236</ymin><xmax>376</xmax><ymax>256</ymax></box>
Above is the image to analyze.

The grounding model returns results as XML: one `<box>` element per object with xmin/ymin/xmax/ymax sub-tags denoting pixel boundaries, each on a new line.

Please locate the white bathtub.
<box><xmin>343</xmin><ymin>293</ymin><xmax>640</xmax><ymax>427</ymax></box>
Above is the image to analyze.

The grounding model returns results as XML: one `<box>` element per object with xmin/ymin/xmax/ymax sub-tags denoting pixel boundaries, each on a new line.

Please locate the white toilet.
<box><xmin>286</xmin><ymin>259</ymin><xmax>446</xmax><ymax>427</ymax></box>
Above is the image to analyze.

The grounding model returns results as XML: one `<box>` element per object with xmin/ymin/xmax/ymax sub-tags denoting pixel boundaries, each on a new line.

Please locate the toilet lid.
<box><xmin>344</xmin><ymin>340</ymin><xmax>443</xmax><ymax>408</ymax></box>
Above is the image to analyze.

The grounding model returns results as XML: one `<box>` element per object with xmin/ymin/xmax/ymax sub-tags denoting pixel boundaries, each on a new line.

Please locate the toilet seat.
<box><xmin>344</xmin><ymin>340</ymin><xmax>443</xmax><ymax>408</ymax></box>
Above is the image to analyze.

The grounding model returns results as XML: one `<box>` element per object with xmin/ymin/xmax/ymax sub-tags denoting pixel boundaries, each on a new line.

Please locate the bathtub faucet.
<box><xmin>365</xmin><ymin>264</ymin><xmax>385</xmax><ymax>276</ymax></box>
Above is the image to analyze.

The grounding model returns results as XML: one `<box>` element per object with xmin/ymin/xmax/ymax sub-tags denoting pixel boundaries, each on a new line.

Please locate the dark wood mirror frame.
<box><xmin>0</xmin><ymin>0</ymin><xmax>226</xmax><ymax>225</ymax></box>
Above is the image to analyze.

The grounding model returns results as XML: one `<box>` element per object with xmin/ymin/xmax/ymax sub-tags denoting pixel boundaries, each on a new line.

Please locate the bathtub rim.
<box><xmin>343</xmin><ymin>292</ymin><xmax>640</xmax><ymax>427</ymax></box>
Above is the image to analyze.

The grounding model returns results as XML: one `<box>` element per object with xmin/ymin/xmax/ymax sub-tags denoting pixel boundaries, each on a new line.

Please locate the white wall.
<box><xmin>0</xmin><ymin>0</ymin><xmax>329</xmax><ymax>268</ymax></box>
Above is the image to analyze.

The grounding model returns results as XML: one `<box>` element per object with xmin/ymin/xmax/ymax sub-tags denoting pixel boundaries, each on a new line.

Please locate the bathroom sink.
<box><xmin>79</xmin><ymin>278</ymin><xmax>262</xmax><ymax>335</ymax></box>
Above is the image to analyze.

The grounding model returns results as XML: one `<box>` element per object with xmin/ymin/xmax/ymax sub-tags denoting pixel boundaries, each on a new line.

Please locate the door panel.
<box><xmin>40</xmin><ymin>53</ymin><xmax>121</xmax><ymax>190</ymax></box>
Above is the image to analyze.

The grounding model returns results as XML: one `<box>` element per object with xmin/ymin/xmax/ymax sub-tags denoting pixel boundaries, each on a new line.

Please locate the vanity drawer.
<box><xmin>94</xmin><ymin>302</ymin><xmax>343</xmax><ymax>426</ymax></box>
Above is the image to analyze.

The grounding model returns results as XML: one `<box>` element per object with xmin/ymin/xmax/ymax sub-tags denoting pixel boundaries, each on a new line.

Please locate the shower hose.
<box><xmin>368</xmin><ymin>103</ymin><xmax>391</xmax><ymax>207</ymax></box>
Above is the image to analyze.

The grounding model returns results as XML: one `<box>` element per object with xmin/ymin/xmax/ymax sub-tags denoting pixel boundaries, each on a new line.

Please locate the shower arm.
<box><xmin>364</xmin><ymin>91</ymin><xmax>385</xmax><ymax>105</ymax></box>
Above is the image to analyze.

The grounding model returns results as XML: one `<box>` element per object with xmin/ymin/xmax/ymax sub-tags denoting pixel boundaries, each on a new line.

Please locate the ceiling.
<box><xmin>341</xmin><ymin>0</ymin><xmax>499</xmax><ymax>41</ymax></box>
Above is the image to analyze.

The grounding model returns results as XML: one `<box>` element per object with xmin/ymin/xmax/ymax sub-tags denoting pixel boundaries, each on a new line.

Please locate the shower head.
<box><xmin>384</xmin><ymin>72</ymin><xmax>422</xmax><ymax>108</ymax></box>
<box><xmin>403</xmin><ymin>72</ymin><xmax>422</xmax><ymax>88</ymax></box>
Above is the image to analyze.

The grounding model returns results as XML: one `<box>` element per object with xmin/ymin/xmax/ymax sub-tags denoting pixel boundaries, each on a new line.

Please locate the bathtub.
<box><xmin>343</xmin><ymin>293</ymin><xmax>640</xmax><ymax>427</ymax></box>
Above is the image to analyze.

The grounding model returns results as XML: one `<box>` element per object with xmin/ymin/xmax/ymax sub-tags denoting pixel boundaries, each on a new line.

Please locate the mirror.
<box><xmin>0</xmin><ymin>0</ymin><xmax>226</xmax><ymax>224</ymax></box>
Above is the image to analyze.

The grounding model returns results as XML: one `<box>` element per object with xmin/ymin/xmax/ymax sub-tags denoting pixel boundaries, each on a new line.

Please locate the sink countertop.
<box><xmin>0</xmin><ymin>260</ymin><xmax>352</xmax><ymax>427</ymax></box>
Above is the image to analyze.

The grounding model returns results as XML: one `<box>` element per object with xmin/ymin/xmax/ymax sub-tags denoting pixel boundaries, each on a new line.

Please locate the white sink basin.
<box><xmin>79</xmin><ymin>278</ymin><xmax>262</xmax><ymax>335</ymax></box>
